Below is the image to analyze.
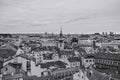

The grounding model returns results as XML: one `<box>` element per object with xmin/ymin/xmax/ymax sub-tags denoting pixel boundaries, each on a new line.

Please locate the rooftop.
<box><xmin>68</xmin><ymin>57</ymin><xmax>81</xmax><ymax>62</ymax></box>
<box><xmin>7</xmin><ymin>62</ymin><xmax>22</xmax><ymax>69</ymax></box>
<box><xmin>3</xmin><ymin>73</ymin><xmax>30</xmax><ymax>80</ymax></box>
<box><xmin>86</xmin><ymin>68</ymin><xmax>109</xmax><ymax>80</ymax></box>
<box><xmin>40</xmin><ymin>61</ymin><xmax>66</xmax><ymax>69</ymax></box>
<box><xmin>16</xmin><ymin>54</ymin><xmax>36</xmax><ymax>62</ymax></box>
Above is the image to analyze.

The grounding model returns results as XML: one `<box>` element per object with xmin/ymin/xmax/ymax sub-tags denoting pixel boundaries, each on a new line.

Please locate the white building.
<box><xmin>3</xmin><ymin>54</ymin><xmax>47</xmax><ymax>77</ymax></box>
<box><xmin>82</xmin><ymin>54</ymin><xmax>95</xmax><ymax>68</ymax></box>
<box><xmin>67</xmin><ymin>57</ymin><xmax>81</xmax><ymax>68</ymax></box>
<box><xmin>73</xmin><ymin>69</ymin><xmax>89</xmax><ymax>80</ymax></box>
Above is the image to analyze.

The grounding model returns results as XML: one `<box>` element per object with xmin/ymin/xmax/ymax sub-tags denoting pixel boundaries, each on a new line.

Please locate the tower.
<box><xmin>57</xmin><ymin>27</ymin><xmax>65</xmax><ymax>50</ymax></box>
<box><xmin>60</xmin><ymin>27</ymin><xmax>63</xmax><ymax>38</ymax></box>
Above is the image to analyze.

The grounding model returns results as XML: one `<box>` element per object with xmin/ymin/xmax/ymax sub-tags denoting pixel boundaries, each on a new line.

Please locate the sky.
<box><xmin>0</xmin><ymin>0</ymin><xmax>120</xmax><ymax>34</ymax></box>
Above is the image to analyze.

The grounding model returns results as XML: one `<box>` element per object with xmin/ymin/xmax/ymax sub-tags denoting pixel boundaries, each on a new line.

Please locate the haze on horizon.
<box><xmin>0</xmin><ymin>0</ymin><xmax>120</xmax><ymax>34</ymax></box>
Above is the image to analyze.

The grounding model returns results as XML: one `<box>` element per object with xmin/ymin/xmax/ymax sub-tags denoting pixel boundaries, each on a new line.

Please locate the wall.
<box><xmin>30</xmin><ymin>61</ymin><xmax>46</xmax><ymax>77</ymax></box>
<box><xmin>1</xmin><ymin>65</ymin><xmax>15</xmax><ymax>74</ymax></box>
<box><xmin>73</xmin><ymin>70</ymin><xmax>89</xmax><ymax>80</ymax></box>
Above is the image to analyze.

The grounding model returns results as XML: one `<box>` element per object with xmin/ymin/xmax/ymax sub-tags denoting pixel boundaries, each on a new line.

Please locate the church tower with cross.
<box><xmin>59</xmin><ymin>27</ymin><xmax>63</xmax><ymax>38</ymax></box>
<box><xmin>57</xmin><ymin>27</ymin><xmax>65</xmax><ymax>50</ymax></box>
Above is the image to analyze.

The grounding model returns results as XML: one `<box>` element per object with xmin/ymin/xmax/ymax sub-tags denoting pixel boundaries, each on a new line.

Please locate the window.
<box><xmin>60</xmin><ymin>44</ymin><xmax>62</xmax><ymax>47</ymax></box>
<box><xmin>6</xmin><ymin>67</ymin><xmax>8</xmax><ymax>71</ymax></box>
<box><xmin>86</xmin><ymin>60</ymin><xmax>88</xmax><ymax>62</ymax></box>
<box><xmin>89</xmin><ymin>60</ymin><xmax>92</xmax><ymax>62</ymax></box>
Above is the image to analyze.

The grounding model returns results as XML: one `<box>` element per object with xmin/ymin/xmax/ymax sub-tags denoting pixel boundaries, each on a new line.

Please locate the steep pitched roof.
<box><xmin>86</xmin><ymin>68</ymin><xmax>109</xmax><ymax>80</ymax></box>
<box><xmin>8</xmin><ymin>62</ymin><xmax>22</xmax><ymax>69</ymax></box>
<box><xmin>16</xmin><ymin>54</ymin><xmax>36</xmax><ymax>62</ymax></box>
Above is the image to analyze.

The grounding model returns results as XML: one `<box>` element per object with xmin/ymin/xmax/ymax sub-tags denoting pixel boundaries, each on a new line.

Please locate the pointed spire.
<box><xmin>60</xmin><ymin>27</ymin><xmax>63</xmax><ymax>38</ymax></box>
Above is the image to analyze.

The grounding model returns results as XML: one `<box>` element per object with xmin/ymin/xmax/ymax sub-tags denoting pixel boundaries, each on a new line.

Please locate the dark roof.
<box><xmin>53</xmin><ymin>67</ymin><xmax>79</xmax><ymax>75</ymax></box>
<box><xmin>59</xmin><ymin>50</ymin><xmax>74</xmax><ymax>56</ymax></box>
<box><xmin>28</xmin><ymin>44</ymin><xmax>38</xmax><ymax>50</ymax></box>
<box><xmin>41</xmin><ymin>62</ymin><xmax>54</xmax><ymax>68</ymax></box>
<box><xmin>77</xmin><ymin>48</ymin><xmax>86</xmax><ymax>53</ymax></box>
<box><xmin>68</xmin><ymin>57</ymin><xmax>81</xmax><ymax>62</ymax></box>
<box><xmin>71</xmin><ymin>37</ymin><xmax>78</xmax><ymax>43</ymax></box>
<box><xmin>30</xmin><ymin>76</ymin><xmax>54</xmax><ymax>80</ymax></box>
<box><xmin>84</xmin><ymin>54</ymin><xmax>95</xmax><ymax>59</ymax></box>
<box><xmin>16</xmin><ymin>54</ymin><xmax>36</xmax><ymax>62</ymax></box>
<box><xmin>79</xmin><ymin>34</ymin><xmax>90</xmax><ymax>39</ymax></box>
<box><xmin>0</xmin><ymin>39</ymin><xmax>6</xmax><ymax>42</ymax></box>
<box><xmin>32</xmin><ymin>46</ymin><xmax>57</xmax><ymax>52</ymax></box>
<box><xmin>0</xmin><ymin>49</ymin><xmax>16</xmax><ymax>58</ymax></box>
<box><xmin>86</xmin><ymin>68</ymin><xmax>109</xmax><ymax>80</ymax></box>
<box><xmin>8</xmin><ymin>62</ymin><xmax>22</xmax><ymax>69</ymax></box>
<box><xmin>54</xmin><ymin>61</ymin><xmax>67</xmax><ymax>68</ymax></box>
<box><xmin>41</xmin><ymin>61</ymin><xmax>66</xmax><ymax>69</ymax></box>
<box><xmin>59</xmin><ymin>39</ymin><xmax>64</xmax><ymax>43</ymax></box>
<box><xmin>3</xmin><ymin>73</ymin><xmax>30</xmax><ymax>80</ymax></box>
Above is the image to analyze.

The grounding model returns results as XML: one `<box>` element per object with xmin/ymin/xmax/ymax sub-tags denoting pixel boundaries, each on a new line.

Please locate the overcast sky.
<box><xmin>0</xmin><ymin>0</ymin><xmax>120</xmax><ymax>34</ymax></box>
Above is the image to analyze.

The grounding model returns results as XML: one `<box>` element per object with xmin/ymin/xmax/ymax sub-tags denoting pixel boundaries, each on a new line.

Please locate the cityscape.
<box><xmin>0</xmin><ymin>0</ymin><xmax>120</xmax><ymax>80</ymax></box>
<box><xmin>0</xmin><ymin>30</ymin><xmax>120</xmax><ymax>80</ymax></box>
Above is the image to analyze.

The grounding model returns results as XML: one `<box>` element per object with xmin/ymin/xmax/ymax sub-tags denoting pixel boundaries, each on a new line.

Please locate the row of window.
<box><xmin>96</xmin><ymin>59</ymin><xmax>120</xmax><ymax>66</ymax></box>
<box><xmin>85</xmin><ymin>59</ymin><xmax>94</xmax><ymax>63</ymax></box>
<box><xmin>71</xmin><ymin>62</ymin><xmax>80</xmax><ymax>67</ymax></box>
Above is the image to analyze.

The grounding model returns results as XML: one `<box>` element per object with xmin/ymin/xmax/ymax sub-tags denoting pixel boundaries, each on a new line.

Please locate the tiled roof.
<box><xmin>3</xmin><ymin>73</ymin><xmax>30</xmax><ymax>80</ymax></box>
<box><xmin>32</xmin><ymin>46</ymin><xmax>57</xmax><ymax>52</ymax></box>
<box><xmin>59</xmin><ymin>50</ymin><xmax>74</xmax><ymax>56</ymax></box>
<box><xmin>30</xmin><ymin>76</ymin><xmax>54</xmax><ymax>80</ymax></box>
<box><xmin>86</xmin><ymin>68</ymin><xmax>109</xmax><ymax>80</ymax></box>
<box><xmin>53</xmin><ymin>67</ymin><xmax>79</xmax><ymax>75</ymax></box>
<box><xmin>77</xmin><ymin>48</ymin><xmax>86</xmax><ymax>53</ymax></box>
<box><xmin>41</xmin><ymin>61</ymin><xmax>66</xmax><ymax>69</ymax></box>
<box><xmin>54</xmin><ymin>61</ymin><xmax>67</xmax><ymax>68</ymax></box>
<box><xmin>68</xmin><ymin>57</ymin><xmax>81</xmax><ymax>62</ymax></box>
<box><xmin>84</xmin><ymin>54</ymin><xmax>95</xmax><ymax>59</ymax></box>
<box><xmin>41</xmin><ymin>62</ymin><xmax>54</xmax><ymax>68</ymax></box>
<box><xmin>0</xmin><ymin>49</ymin><xmax>16</xmax><ymax>58</ymax></box>
<box><xmin>16</xmin><ymin>54</ymin><xmax>36</xmax><ymax>62</ymax></box>
<box><xmin>71</xmin><ymin>37</ymin><xmax>78</xmax><ymax>43</ymax></box>
<box><xmin>4</xmin><ymin>57</ymin><xmax>14</xmax><ymax>62</ymax></box>
<box><xmin>8</xmin><ymin>62</ymin><xmax>22</xmax><ymax>69</ymax></box>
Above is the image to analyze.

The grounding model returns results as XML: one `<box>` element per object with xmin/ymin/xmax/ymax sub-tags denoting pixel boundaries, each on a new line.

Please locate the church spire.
<box><xmin>60</xmin><ymin>27</ymin><xmax>63</xmax><ymax>38</ymax></box>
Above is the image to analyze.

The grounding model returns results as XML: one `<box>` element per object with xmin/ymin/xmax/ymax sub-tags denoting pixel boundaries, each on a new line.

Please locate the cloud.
<box><xmin>0</xmin><ymin>0</ymin><xmax>120</xmax><ymax>33</ymax></box>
